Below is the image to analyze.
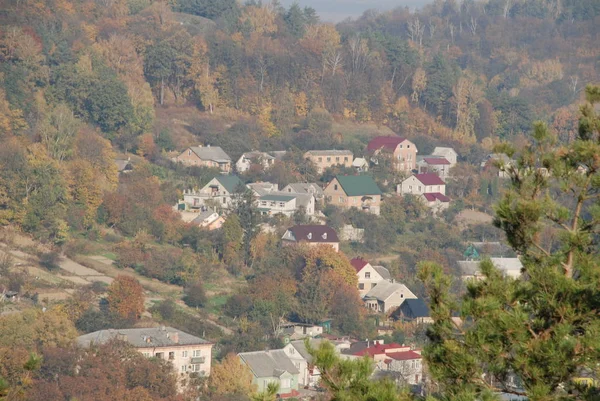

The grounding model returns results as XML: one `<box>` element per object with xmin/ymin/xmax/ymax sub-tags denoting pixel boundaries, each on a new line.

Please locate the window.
<box><xmin>191</xmin><ymin>364</ymin><xmax>201</xmax><ymax>372</ymax></box>
<box><xmin>334</xmin><ymin>184</ymin><xmax>338</xmax><ymax>190</ymax></box>
<box><xmin>327</xmin><ymin>157</ymin><xmax>331</xmax><ymax>162</ymax></box>
<box><xmin>399</xmin><ymin>145</ymin><xmax>403</xmax><ymax>148</ymax></box>
<box><xmin>344</xmin><ymin>157</ymin><xmax>348</xmax><ymax>161</ymax></box>
<box><xmin>261</xmin><ymin>201</ymin><xmax>267</xmax><ymax>206</ymax></box>
<box><xmin>169</xmin><ymin>352</ymin><xmax>175</xmax><ymax>360</ymax></box>
<box><xmin>289</xmin><ymin>348</ymin><xmax>295</xmax><ymax>354</ymax></box>
<box><xmin>182</xmin><ymin>351</ymin><xmax>188</xmax><ymax>358</ymax></box>
<box><xmin>418</xmin><ymin>186</ymin><xmax>422</xmax><ymax>192</ymax></box>
<box><xmin>339</xmin><ymin>196</ymin><xmax>344</xmax><ymax>203</ymax></box>
<box><xmin>270</xmin><ymin>201</ymin><xmax>276</xmax><ymax>206</ymax></box>
<box><xmin>281</xmin><ymin>378</ymin><xmax>291</xmax><ymax>389</ymax></box>
<box><xmin>407</xmin><ymin>145</ymin><xmax>411</xmax><ymax>148</ymax></box>
<box><xmin>193</xmin><ymin>350</ymin><xmax>202</xmax><ymax>357</ymax></box>
<box><xmin>358</xmin><ymin>283</ymin><xmax>364</xmax><ymax>290</ymax></box>
<box><xmin>279</xmin><ymin>202</ymin><xmax>285</xmax><ymax>208</ymax></box>
<box><xmin>295</xmin><ymin>362</ymin><xmax>300</xmax><ymax>369</ymax></box>
<box><xmin>318</xmin><ymin>157</ymin><xmax>322</xmax><ymax>162</ymax></box>
<box><xmin>222</xmin><ymin>197</ymin><xmax>226</xmax><ymax>204</ymax></box>
<box><xmin>181</xmin><ymin>365</ymin><xmax>187</xmax><ymax>373</ymax></box>
<box><xmin>336</xmin><ymin>157</ymin><xmax>340</xmax><ymax>162</ymax></box>
<box><xmin>143</xmin><ymin>352</ymin><xmax>150</xmax><ymax>357</ymax></box>
<box><xmin>188</xmin><ymin>150</ymin><xmax>191</xmax><ymax>156</ymax></box>
<box><xmin>155</xmin><ymin>352</ymin><xmax>164</xmax><ymax>359</ymax></box>
<box><xmin>400</xmin><ymin>293</ymin><xmax>404</xmax><ymax>298</ymax></box>
<box><xmin>365</xmin><ymin>272</ymin><xmax>371</xmax><ymax>279</ymax></box>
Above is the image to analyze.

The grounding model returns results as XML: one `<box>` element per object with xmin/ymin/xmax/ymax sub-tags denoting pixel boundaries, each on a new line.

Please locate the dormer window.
<box><xmin>188</xmin><ymin>150</ymin><xmax>191</xmax><ymax>156</ymax></box>
<box><xmin>307</xmin><ymin>233</ymin><xmax>312</xmax><ymax>240</ymax></box>
<box><xmin>322</xmin><ymin>233</ymin><xmax>327</xmax><ymax>240</ymax></box>
<box><xmin>334</xmin><ymin>184</ymin><xmax>338</xmax><ymax>190</ymax></box>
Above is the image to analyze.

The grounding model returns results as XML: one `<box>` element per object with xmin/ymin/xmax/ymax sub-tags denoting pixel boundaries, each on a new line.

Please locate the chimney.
<box><xmin>167</xmin><ymin>332</ymin><xmax>179</xmax><ymax>344</ymax></box>
<box><xmin>160</xmin><ymin>325</ymin><xmax>166</xmax><ymax>331</ymax></box>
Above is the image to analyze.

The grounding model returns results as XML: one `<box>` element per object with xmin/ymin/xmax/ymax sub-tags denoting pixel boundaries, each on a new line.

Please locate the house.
<box><xmin>236</xmin><ymin>151</ymin><xmax>276</xmax><ymax>173</ymax></box>
<box><xmin>348</xmin><ymin>342</ymin><xmax>412</xmax><ymax>362</ymax></box>
<box><xmin>77</xmin><ymin>327</ymin><xmax>213</xmax><ymax>378</ymax></box>
<box><xmin>190</xmin><ymin>209</ymin><xmax>225</xmax><ymax>230</ymax></box>
<box><xmin>392</xmin><ymin>298</ymin><xmax>432</xmax><ymax>324</ymax></box>
<box><xmin>282</xmin><ymin>339</ymin><xmax>351</xmax><ymax>387</ymax></box>
<box><xmin>247</xmin><ymin>182</ymin><xmax>278</xmax><ymax>197</ymax></box>
<box><xmin>421</xmin><ymin>192</ymin><xmax>451</xmax><ymax>213</ymax></box>
<box><xmin>114</xmin><ymin>158</ymin><xmax>133</xmax><ymax>173</ymax></box>
<box><xmin>398</xmin><ymin>173</ymin><xmax>446</xmax><ymax>196</ymax></box>
<box><xmin>282</xmin><ymin>225</ymin><xmax>339</xmax><ymax>252</ymax></box>
<box><xmin>352</xmin><ymin>157</ymin><xmax>369</xmax><ymax>172</ymax></box>
<box><xmin>383</xmin><ymin>350</ymin><xmax>424</xmax><ymax>385</ymax></box>
<box><xmin>416</xmin><ymin>156</ymin><xmax>452</xmax><ymax>178</ymax></box>
<box><xmin>363</xmin><ymin>281</ymin><xmax>417</xmax><ymax>314</ymax></box>
<box><xmin>278</xmin><ymin>322</ymin><xmax>323</xmax><ymax>340</ymax></box>
<box><xmin>367</xmin><ymin>136</ymin><xmax>418</xmax><ymax>173</ymax></box>
<box><xmin>351</xmin><ymin>257</ymin><xmax>392</xmax><ymax>297</ymax></box>
<box><xmin>182</xmin><ymin>175</ymin><xmax>244</xmax><ymax>210</ymax></box>
<box><xmin>281</xmin><ymin>183</ymin><xmax>325</xmax><ymax>202</ymax></box>
<box><xmin>238</xmin><ymin>350</ymin><xmax>300</xmax><ymax>395</ymax></box>
<box><xmin>458</xmin><ymin>257</ymin><xmax>523</xmax><ymax>281</ymax></box>
<box><xmin>257</xmin><ymin>192</ymin><xmax>315</xmax><ymax>217</ymax></box>
<box><xmin>481</xmin><ymin>153</ymin><xmax>514</xmax><ymax>178</ymax></box>
<box><xmin>432</xmin><ymin>147</ymin><xmax>458</xmax><ymax>166</ymax></box>
<box><xmin>175</xmin><ymin>145</ymin><xmax>232</xmax><ymax>172</ymax></box>
<box><xmin>304</xmin><ymin>150</ymin><xmax>353</xmax><ymax>173</ymax></box>
<box><xmin>323</xmin><ymin>175</ymin><xmax>382</xmax><ymax>215</ymax></box>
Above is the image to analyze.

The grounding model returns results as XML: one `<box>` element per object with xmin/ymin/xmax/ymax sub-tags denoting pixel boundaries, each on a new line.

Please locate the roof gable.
<box><xmin>350</xmin><ymin>257</ymin><xmax>369</xmax><ymax>272</ymax></box>
<box><xmin>423</xmin><ymin>157</ymin><xmax>450</xmax><ymax>165</ymax></box>
<box><xmin>401</xmin><ymin>299</ymin><xmax>429</xmax><ymax>317</ymax></box>
<box><xmin>367</xmin><ymin>136</ymin><xmax>408</xmax><ymax>152</ymax></box>
<box><xmin>364</xmin><ymin>281</ymin><xmax>416</xmax><ymax>302</ymax></box>
<box><xmin>334</xmin><ymin>175</ymin><xmax>382</xmax><ymax>196</ymax></box>
<box><xmin>214</xmin><ymin>175</ymin><xmax>244</xmax><ymax>193</ymax></box>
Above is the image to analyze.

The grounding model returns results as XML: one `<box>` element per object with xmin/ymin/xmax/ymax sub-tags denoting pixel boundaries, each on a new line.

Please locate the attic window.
<box><xmin>334</xmin><ymin>184</ymin><xmax>338</xmax><ymax>190</ymax></box>
<box><xmin>307</xmin><ymin>233</ymin><xmax>312</xmax><ymax>240</ymax></box>
<box><xmin>322</xmin><ymin>233</ymin><xmax>327</xmax><ymax>240</ymax></box>
<box><xmin>408</xmin><ymin>145</ymin><xmax>411</xmax><ymax>148</ymax></box>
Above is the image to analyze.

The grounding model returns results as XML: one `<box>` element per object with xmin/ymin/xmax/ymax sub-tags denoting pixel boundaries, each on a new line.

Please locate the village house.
<box><xmin>481</xmin><ymin>153</ymin><xmax>515</xmax><ymax>178</ymax></box>
<box><xmin>278</xmin><ymin>322</ymin><xmax>323</xmax><ymax>341</ymax></box>
<box><xmin>323</xmin><ymin>175</ymin><xmax>382</xmax><ymax>215</ymax></box>
<box><xmin>431</xmin><ymin>147</ymin><xmax>458</xmax><ymax>167</ymax></box>
<box><xmin>282</xmin><ymin>225</ymin><xmax>340</xmax><ymax>252</ymax></box>
<box><xmin>247</xmin><ymin>182</ymin><xmax>278</xmax><ymax>197</ymax></box>
<box><xmin>238</xmin><ymin>350</ymin><xmax>300</xmax><ymax>396</ymax></box>
<box><xmin>175</xmin><ymin>145</ymin><xmax>232</xmax><ymax>172</ymax></box>
<box><xmin>367</xmin><ymin>136</ymin><xmax>418</xmax><ymax>173</ymax></box>
<box><xmin>363</xmin><ymin>281</ymin><xmax>417</xmax><ymax>314</ymax></box>
<box><xmin>182</xmin><ymin>175</ymin><xmax>244</xmax><ymax>210</ymax></box>
<box><xmin>235</xmin><ymin>151</ymin><xmax>276</xmax><ymax>173</ymax></box>
<box><xmin>114</xmin><ymin>157</ymin><xmax>133</xmax><ymax>174</ymax></box>
<box><xmin>458</xmin><ymin>257</ymin><xmax>523</xmax><ymax>281</ymax></box>
<box><xmin>416</xmin><ymin>156</ymin><xmax>452</xmax><ymax>178</ymax></box>
<box><xmin>352</xmin><ymin>157</ymin><xmax>369</xmax><ymax>172</ymax></box>
<box><xmin>351</xmin><ymin>257</ymin><xmax>392</xmax><ymax>297</ymax></box>
<box><xmin>190</xmin><ymin>209</ymin><xmax>225</xmax><ymax>230</ymax></box>
<box><xmin>281</xmin><ymin>183</ymin><xmax>325</xmax><ymax>202</ymax></box>
<box><xmin>392</xmin><ymin>298</ymin><xmax>433</xmax><ymax>324</ymax></box>
<box><xmin>398</xmin><ymin>173</ymin><xmax>450</xmax><ymax>212</ymax></box>
<box><xmin>304</xmin><ymin>150</ymin><xmax>353</xmax><ymax>173</ymax></box>
<box><xmin>77</xmin><ymin>327</ymin><xmax>213</xmax><ymax>378</ymax></box>
<box><xmin>257</xmin><ymin>192</ymin><xmax>315</xmax><ymax>217</ymax></box>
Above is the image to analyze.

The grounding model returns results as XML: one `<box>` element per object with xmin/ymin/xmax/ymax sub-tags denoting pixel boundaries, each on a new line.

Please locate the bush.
<box><xmin>39</xmin><ymin>251</ymin><xmax>62</xmax><ymax>271</ymax></box>
<box><xmin>183</xmin><ymin>281</ymin><xmax>207</xmax><ymax>308</ymax></box>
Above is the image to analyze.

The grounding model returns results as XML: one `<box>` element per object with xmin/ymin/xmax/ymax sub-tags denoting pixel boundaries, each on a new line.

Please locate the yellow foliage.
<box><xmin>209</xmin><ymin>353</ymin><xmax>258</xmax><ymax>396</ymax></box>
<box><xmin>294</xmin><ymin>92</ymin><xmax>308</xmax><ymax>116</ymax></box>
<box><xmin>239</xmin><ymin>4</ymin><xmax>278</xmax><ymax>35</ymax></box>
<box><xmin>0</xmin><ymin>308</ymin><xmax>78</xmax><ymax>349</ymax></box>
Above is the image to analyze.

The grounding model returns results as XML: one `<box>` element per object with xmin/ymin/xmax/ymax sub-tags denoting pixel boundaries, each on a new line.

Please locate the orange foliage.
<box><xmin>107</xmin><ymin>275</ymin><xmax>145</xmax><ymax>320</ymax></box>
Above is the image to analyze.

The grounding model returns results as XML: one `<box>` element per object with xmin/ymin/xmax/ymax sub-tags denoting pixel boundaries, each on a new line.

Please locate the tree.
<box><xmin>183</xmin><ymin>281</ymin><xmax>207</xmax><ymax>308</ymax></box>
<box><xmin>209</xmin><ymin>353</ymin><xmax>257</xmax><ymax>396</ymax></box>
<box><xmin>107</xmin><ymin>275</ymin><xmax>145</xmax><ymax>320</ymax></box>
<box><xmin>419</xmin><ymin>86</ymin><xmax>600</xmax><ymax>401</ymax></box>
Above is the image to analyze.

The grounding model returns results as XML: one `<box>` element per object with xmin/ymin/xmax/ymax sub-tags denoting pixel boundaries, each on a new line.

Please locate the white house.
<box><xmin>363</xmin><ymin>281</ymin><xmax>417</xmax><ymax>314</ymax></box>
<box><xmin>247</xmin><ymin>182</ymin><xmax>278</xmax><ymax>197</ymax></box>
<box><xmin>182</xmin><ymin>175</ymin><xmax>244</xmax><ymax>210</ymax></box>
<box><xmin>236</xmin><ymin>151</ymin><xmax>276</xmax><ymax>173</ymax></box>
<box><xmin>281</xmin><ymin>183</ymin><xmax>324</xmax><ymax>202</ymax></box>
<box><xmin>382</xmin><ymin>350</ymin><xmax>424</xmax><ymax>385</ymax></box>
<box><xmin>398</xmin><ymin>173</ymin><xmax>446</xmax><ymax>196</ymax></box>
<box><xmin>351</xmin><ymin>257</ymin><xmax>392</xmax><ymax>297</ymax></box>
<box><xmin>432</xmin><ymin>147</ymin><xmax>458</xmax><ymax>166</ymax></box>
<box><xmin>458</xmin><ymin>257</ymin><xmax>523</xmax><ymax>281</ymax></box>
<box><xmin>257</xmin><ymin>192</ymin><xmax>315</xmax><ymax>217</ymax></box>
<box><xmin>416</xmin><ymin>156</ymin><xmax>452</xmax><ymax>178</ymax></box>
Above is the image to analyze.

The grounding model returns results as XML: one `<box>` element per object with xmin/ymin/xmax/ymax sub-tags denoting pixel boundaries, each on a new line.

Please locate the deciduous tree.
<box><xmin>107</xmin><ymin>275</ymin><xmax>145</xmax><ymax>320</ymax></box>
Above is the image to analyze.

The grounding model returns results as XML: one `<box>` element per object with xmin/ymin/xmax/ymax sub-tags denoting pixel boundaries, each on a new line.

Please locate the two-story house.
<box><xmin>432</xmin><ymin>147</ymin><xmax>458</xmax><ymax>167</ymax></box>
<box><xmin>367</xmin><ymin>136</ymin><xmax>418</xmax><ymax>173</ymax></box>
<box><xmin>257</xmin><ymin>192</ymin><xmax>315</xmax><ymax>217</ymax></box>
<box><xmin>351</xmin><ymin>257</ymin><xmax>392</xmax><ymax>297</ymax></box>
<box><xmin>363</xmin><ymin>281</ymin><xmax>417</xmax><ymax>314</ymax></box>
<box><xmin>77</xmin><ymin>327</ymin><xmax>213</xmax><ymax>378</ymax></box>
<box><xmin>282</xmin><ymin>225</ymin><xmax>340</xmax><ymax>252</ymax></box>
<box><xmin>182</xmin><ymin>175</ymin><xmax>244</xmax><ymax>210</ymax></box>
<box><xmin>281</xmin><ymin>183</ymin><xmax>325</xmax><ymax>202</ymax></box>
<box><xmin>304</xmin><ymin>150</ymin><xmax>353</xmax><ymax>173</ymax></box>
<box><xmin>398</xmin><ymin>173</ymin><xmax>449</xmax><ymax>212</ymax></box>
<box><xmin>235</xmin><ymin>151</ymin><xmax>276</xmax><ymax>173</ymax></box>
<box><xmin>416</xmin><ymin>156</ymin><xmax>452</xmax><ymax>178</ymax></box>
<box><xmin>323</xmin><ymin>175</ymin><xmax>382</xmax><ymax>215</ymax></box>
<box><xmin>239</xmin><ymin>350</ymin><xmax>300</xmax><ymax>396</ymax></box>
<box><xmin>175</xmin><ymin>145</ymin><xmax>232</xmax><ymax>172</ymax></box>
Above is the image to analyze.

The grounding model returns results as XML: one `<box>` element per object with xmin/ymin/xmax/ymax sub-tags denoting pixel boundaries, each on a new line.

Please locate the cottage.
<box><xmin>392</xmin><ymin>298</ymin><xmax>432</xmax><ymax>324</ymax></box>
<box><xmin>352</xmin><ymin>157</ymin><xmax>369</xmax><ymax>172</ymax></box>
<box><xmin>77</xmin><ymin>327</ymin><xmax>213</xmax><ymax>378</ymax></box>
<box><xmin>282</xmin><ymin>339</ymin><xmax>351</xmax><ymax>387</ymax></box>
<box><xmin>281</xmin><ymin>183</ymin><xmax>324</xmax><ymax>202</ymax></box>
<box><xmin>175</xmin><ymin>145</ymin><xmax>232</xmax><ymax>172</ymax></box>
<box><xmin>351</xmin><ymin>257</ymin><xmax>392</xmax><ymax>297</ymax></box>
<box><xmin>416</xmin><ymin>156</ymin><xmax>451</xmax><ymax>178</ymax></box>
<box><xmin>236</xmin><ymin>151</ymin><xmax>276</xmax><ymax>173</ymax></box>
<box><xmin>398</xmin><ymin>173</ymin><xmax>446</xmax><ymax>196</ymax></box>
<box><xmin>247</xmin><ymin>182</ymin><xmax>278</xmax><ymax>197</ymax></box>
<box><xmin>458</xmin><ymin>257</ymin><xmax>523</xmax><ymax>281</ymax></box>
<box><xmin>190</xmin><ymin>209</ymin><xmax>224</xmax><ymax>230</ymax></box>
<box><xmin>481</xmin><ymin>153</ymin><xmax>514</xmax><ymax>178</ymax></box>
<box><xmin>421</xmin><ymin>192</ymin><xmax>451</xmax><ymax>213</ymax></box>
<box><xmin>384</xmin><ymin>350</ymin><xmax>424</xmax><ymax>385</ymax></box>
<box><xmin>182</xmin><ymin>175</ymin><xmax>244</xmax><ymax>210</ymax></box>
<box><xmin>257</xmin><ymin>192</ymin><xmax>315</xmax><ymax>217</ymax></box>
<box><xmin>238</xmin><ymin>350</ymin><xmax>300</xmax><ymax>395</ymax></box>
<box><xmin>323</xmin><ymin>175</ymin><xmax>382</xmax><ymax>215</ymax></box>
<box><xmin>282</xmin><ymin>225</ymin><xmax>339</xmax><ymax>252</ymax></box>
<box><xmin>114</xmin><ymin>158</ymin><xmax>133</xmax><ymax>173</ymax></box>
<box><xmin>367</xmin><ymin>136</ymin><xmax>418</xmax><ymax>173</ymax></box>
<box><xmin>363</xmin><ymin>281</ymin><xmax>417</xmax><ymax>314</ymax></box>
<box><xmin>304</xmin><ymin>150</ymin><xmax>353</xmax><ymax>173</ymax></box>
<box><xmin>432</xmin><ymin>147</ymin><xmax>458</xmax><ymax>166</ymax></box>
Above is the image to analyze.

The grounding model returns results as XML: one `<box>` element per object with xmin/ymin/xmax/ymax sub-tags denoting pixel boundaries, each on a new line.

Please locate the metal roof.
<box><xmin>190</xmin><ymin>146</ymin><xmax>231</xmax><ymax>162</ymax></box>
<box><xmin>77</xmin><ymin>327</ymin><xmax>211</xmax><ymax>348</ymax></box>
<box><xmin>334</xmin><ymin>175</ymin><xmax>382</xmax><ymax>196</ymax></box>
<box><xmin>239</xmin><ymin>349</ymin><xmax>299</xmax><ymax>378</ymax></box>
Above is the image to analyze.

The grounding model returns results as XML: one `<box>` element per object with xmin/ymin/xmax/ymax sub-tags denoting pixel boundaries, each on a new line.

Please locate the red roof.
<box><xmin>423</xmin><ymin>192</ymin><xmax>450</xmax><ymax>202</ymax></box>
<box><xmin>414</xmin><ymin>173</ymin><xmax>445</xmax><ymax>186</ymax></box>
<box><xmin>423</xmin><ymin>157</ymin><xmax>450</xmax><ymax>165</ymax></box>
<box><xmin>353</xmin><ymin>343</ymin><xmax>407</xmax><ymax>357</ymax></box>
<box><xmin>367</xmin><ymin>136</ymin><xmax>408</xmax><ymax>152</ymax></box>
<box><xmin>350</xmin><ymin>257</ymin><xmax>369</xmax><ymax>272</ymax></box>
<box><xmin>386</xmin><ymin>350</ymin><xmax>422</xmax><ymax>361</ymax></box>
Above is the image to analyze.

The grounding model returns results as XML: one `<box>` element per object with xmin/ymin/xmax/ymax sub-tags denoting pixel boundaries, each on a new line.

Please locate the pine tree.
<box><xmin>419</xmin><ymin>85</ymin><xmax>600</xmax><ymax>401</ymax></box>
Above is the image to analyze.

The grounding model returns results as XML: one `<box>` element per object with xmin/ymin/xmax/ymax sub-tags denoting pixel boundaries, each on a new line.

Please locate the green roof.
<box><xmin>335</xmin><ymin>175</ymin><xmax>382</xmax><ymax>196</ymax></box>
<box><xmin>260</xmin><ymin>194</ymin><xmax>295</xmax><ymax>202</ymax></box>
<box><xmin>214</xmin><ymin>175</ymin><xmax>244</xmax><ymax>193</ymax></box>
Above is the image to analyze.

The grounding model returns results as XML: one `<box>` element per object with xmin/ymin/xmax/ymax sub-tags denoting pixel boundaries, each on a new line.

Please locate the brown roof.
<box><xmin>286</xmin><ymin>225</ymin><xmax>339</xmax><ymax>243</ymax></box>
<box><xmin>350</xmin><ymin>257</ymin><xmax>369</xmax><ymax>272</ymax></box>
<box><xmin>423</xmin><ymin>157</ymin><xmax>450</xmax><ymax>165</ymax></box>
<box><xmin>423</xmin><ymin>192</ymin><xmax>450</xmax><ymax>202</ymax></box>
<box><xmin>367</xmin><ymin>136</ymin><xmax>408</xmax><ymax>152</ymax></box>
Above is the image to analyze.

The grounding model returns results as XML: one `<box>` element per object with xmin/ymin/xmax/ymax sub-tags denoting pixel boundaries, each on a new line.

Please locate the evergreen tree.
<box><xmin>419</xmin><ymin>86</ymin><xmax>600</xmax><ymax>401</ymax></box>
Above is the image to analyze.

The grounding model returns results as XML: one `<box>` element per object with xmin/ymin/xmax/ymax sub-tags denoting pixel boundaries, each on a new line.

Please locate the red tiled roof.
<box><xmin>386</xmin><ymin>350</ymin><xmax>422</xmax><ymax>361</ymax></box>
<box><xmin>423</xmin><ymin>192</ymin><xmax>450</xmax><ymax>202</ymax></box>
<box><xmin>414</xmin><ymin>173</ymin><xmax>445</xmax><ymax>186</ymax></box>
<box><xmin>367</xmin><ymin>136</ymin><xmax>407</xmax><ymax>152</ymax></box>
<box><xmin>423</xmin><ymin>157</ymin><xmax>450</xmax><ymax>165</ymax></box>
<box><xmin>350</xmin><ymin>257</ymin><xmax>369</xmax><ymax>272</ymax></box>
<box><xmin>353</xmin><ymin>343</ymin><xmax>407</xmax><ymax>357</ymax></box>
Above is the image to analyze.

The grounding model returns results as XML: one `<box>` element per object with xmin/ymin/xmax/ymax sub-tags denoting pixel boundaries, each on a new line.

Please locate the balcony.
<box><xmin>191</xmin><ymin>357</ymin><xmax>206</xmax><ymax>364</ymax></box>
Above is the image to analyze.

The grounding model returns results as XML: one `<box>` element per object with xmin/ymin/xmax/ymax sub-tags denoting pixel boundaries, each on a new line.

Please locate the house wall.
<box><xmin>432</xmin><ymin>148</ymin><xmax>458</xmax><ymax>166</ymax></box>
<box><xmin>382</xmin><ymin>290</ymin><xmax>417</xmax><ymax>313</ymax></box>
<box><xmin>399</xmin><ymin>177</ymin><xmax>446</xmax><ymax>196</ymax></box>
<box><xmin>282</xmin><ymin>344</ymin><xmax>309</xmax><ymax>386</ymax></box>
<box><xmin>323</xmin><ymin>178</ymin><xmax>381</xmax><ymax>215</ymax></box>
<box><xmin>183</xmin><ymin>178</ymin><xmax>236</xmax><ymax>210</ymax></box>
<box><xmin>282</xmin><ymin>239</ymin><xmax>340</xmax><ymax>252</ymax></box>
<box><xmin>391</xmin><ymin>140</ymin><xmax>417</xmax><ymax>172</ymax></box>
<box><xmin>357</xmin><ymin>264</ymin><xmax>386</xmax><ymax>297</ymax></box>
<box><xmin>304</xmin><ymin>152</ymin><xmax>353</xmax><ymax>173</ymax></box>
<box><xmin>236</xmin><ymin>155</ymin><xmax>274</xmax><ymax>173</ymax></box>
<box><xmin>253</xmin><ymin>372</ymin><xmax>298</xmax><ymax>394</ymax></box>
<box><xmin>386</xmin><ymin>358</ymin><xmax>423</xmax><ymax>385</ymax></box>
<box><xmin>418</xmin><ymin>162</ymin><xmax>450</xmax><ymax>178</ymax></box>
<box><xmin>421</xmin><ymin>197</ymin><xmax>450</xmax><ymax>214</ymax></box>
<box><xmin>137</xmin><ymin>343</ymin><xmax>213</xmax><ymax>378</ymax></box>
<box><xmin>258</xmin><ymin>199</ymin><xmax>297</xmax><ymax>216</ymax></box>
<box><xmin>176</xmin><ymin>148</ymin><xmax>231</xmax><ymax>172</ymax></box>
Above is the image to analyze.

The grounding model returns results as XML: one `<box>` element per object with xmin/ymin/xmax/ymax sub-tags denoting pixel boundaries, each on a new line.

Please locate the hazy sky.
<box><xmin>279</xmin><ymin>0</ymin><xmax>433</xmax><ymax>22</ymax></box>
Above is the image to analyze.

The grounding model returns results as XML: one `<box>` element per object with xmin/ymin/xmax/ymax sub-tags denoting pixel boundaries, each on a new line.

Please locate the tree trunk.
<box><xmin>160</xmin><ymin>77</ymin><xmax>164</xmax><ymax>106</ymax></box>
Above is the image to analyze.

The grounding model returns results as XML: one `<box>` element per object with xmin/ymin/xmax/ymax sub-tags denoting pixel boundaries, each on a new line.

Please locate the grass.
<box><xmin>205</xmin><ymin>294</ymin><xmax>229</xmax><ymax>314</ymax></box>
<box><xmin>101</xmin><ymin>252</ymin><xmax>117</xmax><ymax>261</ymax></box>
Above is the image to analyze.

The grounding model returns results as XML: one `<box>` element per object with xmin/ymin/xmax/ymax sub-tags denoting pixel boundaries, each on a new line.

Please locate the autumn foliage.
<box><xmin>107</xmin><ymin>275</ymin><xmax>145</xmax><ymax>320</ymax></box>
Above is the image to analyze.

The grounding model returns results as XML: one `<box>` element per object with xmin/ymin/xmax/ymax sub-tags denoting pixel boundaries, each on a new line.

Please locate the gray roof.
<box><xmin>191</xmin><ymin>210</ymin><xmax>218</xmax><ymax>224</ymax></box>
<box><xmin>114</xmin><ymin>159</ymin><xmax>132</xmax><ymax>172</ymax></box>
<box><xmin>458</xmin><ymin>261</ymin><xmax>480</xmax><ymax>276</ymax></box>
<box><xmin>239</xmin><ymin>349</ymin><xmax>299</xmax><ymax>378</ymax></box>
<box><xmin>363</xmin><ymin>281</ymin><xmax>415</xmax><ymax>302</ymax></box>
<box><xmin>241</xmin><ymin>151</ymin><xmax>275</xmax><ymax>161</ymax></box>
<box><xmin>190</xmin><ymin>146</ymin><xmax>231</xmax><ymax>163</ymax></box>
<box><xmin>247</xmin><ymin>182</ymin><xmax>278</xmax><ymax>196</ymax></box>
<box><xmin>305</xmin><ymin>149</ymin><xmax>353</xmax><ymax>156</ymax></box>
<box><xmin>77</xmin><ymin>327</ymin><xmax>211</xmax><ymax>348</ymax></box>
<box><xmin>372</xmin><ymin>265</ymin><xmax>391</xmax><ymax>280</ymax></box>
<box><xmin>458</xmin><ymin>258</ymin><xmax>523</xmax><ymax>276</ymax></box>
<box><xmin>289</xmin><ymin>339</ymin><xmax>326</xmax><ymax>363</ymax></box>
<box><xmin>400</xmin><ymin>298</ymin><xmax>429</xmax><ymax>317</ymax></box>
<box><xmin>270</xmin><ymin>151</ymin><xmax>287</xmax><ymax>160</ymax></box>
<box><xmin>283</xmin><ymin>183</ymin><xmax>324</xmax><ymax>198</ymax></box>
